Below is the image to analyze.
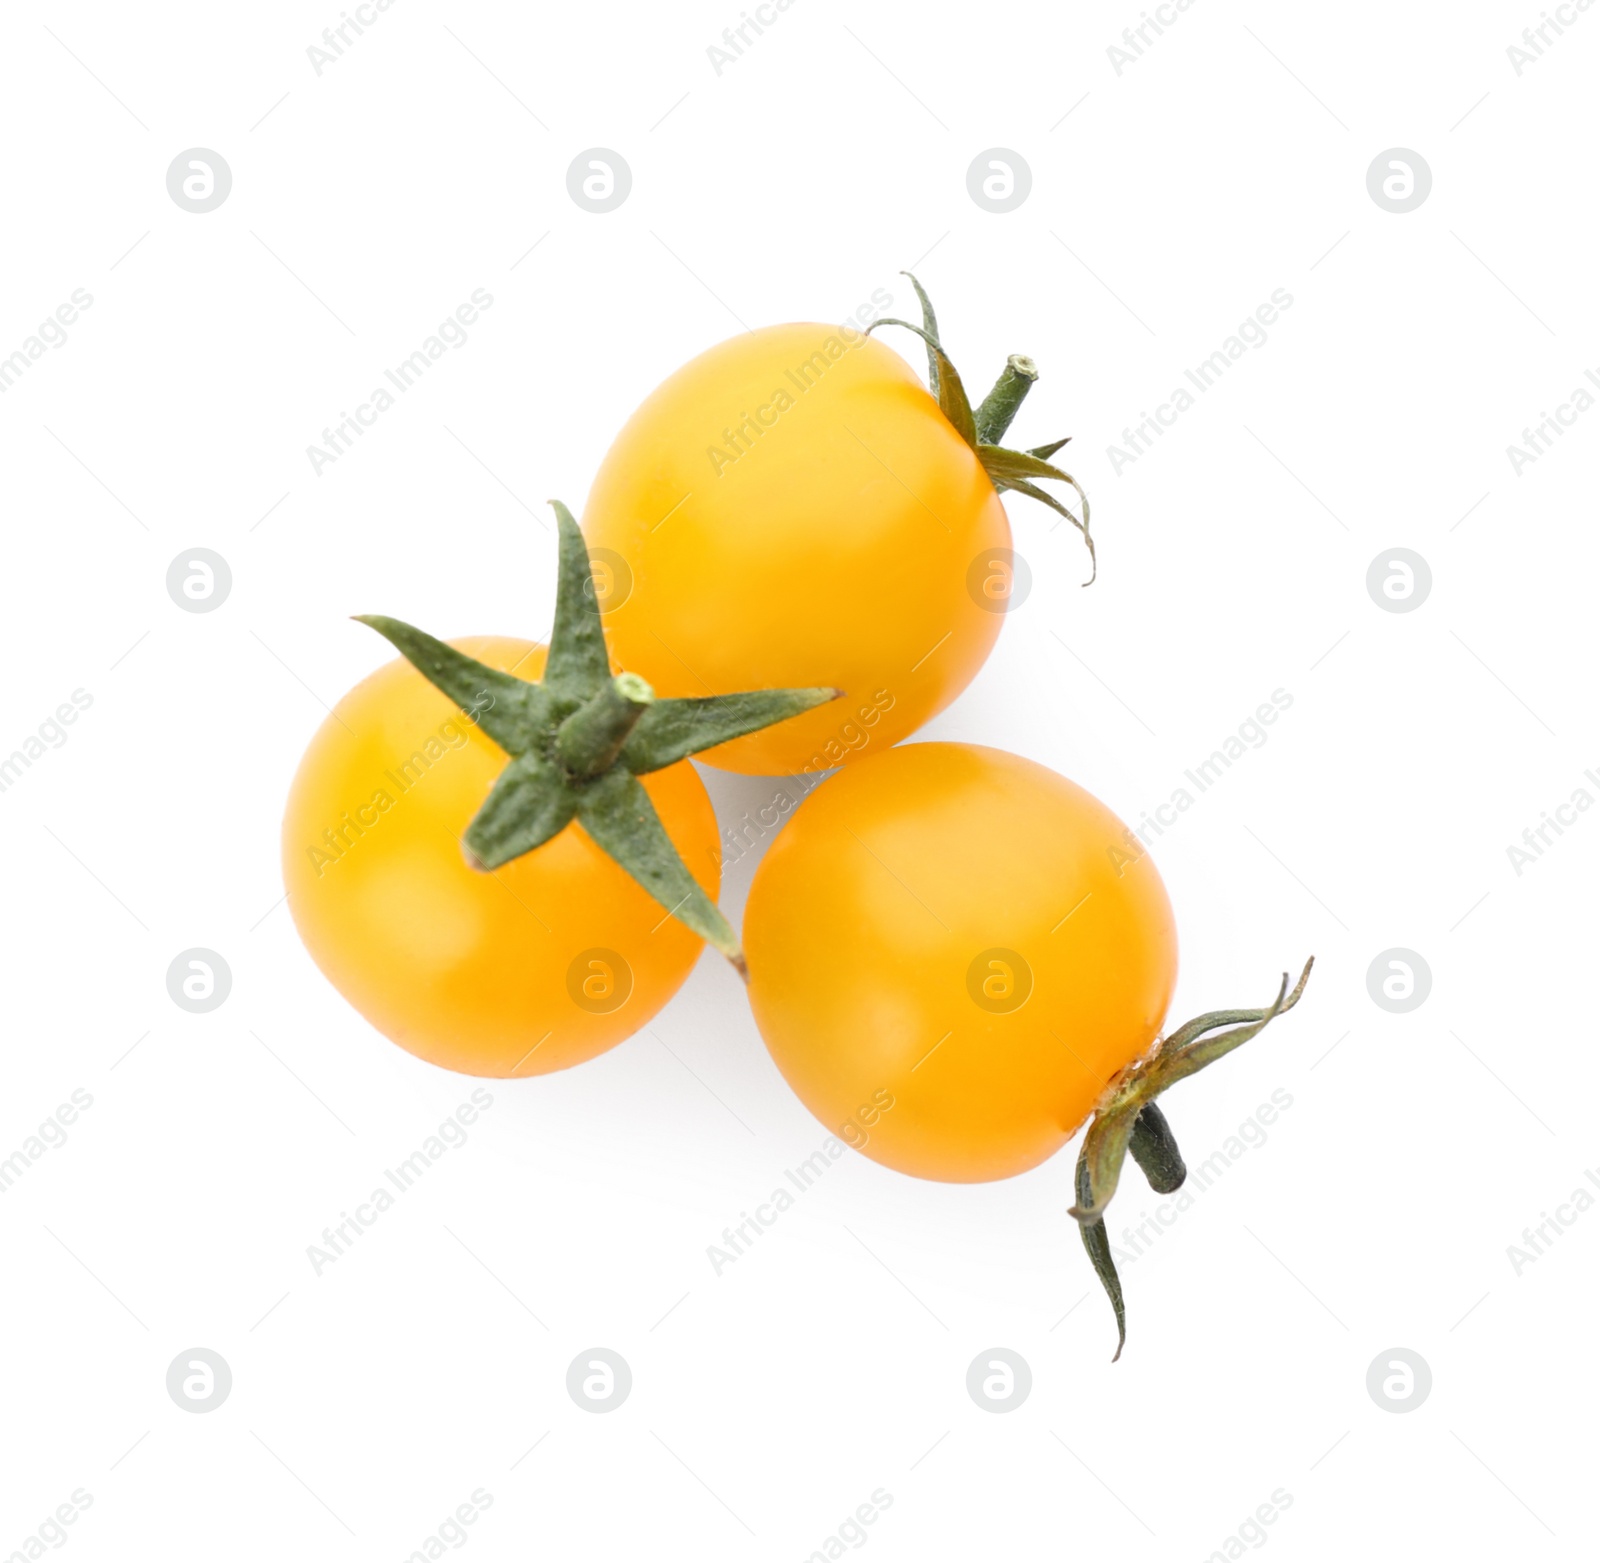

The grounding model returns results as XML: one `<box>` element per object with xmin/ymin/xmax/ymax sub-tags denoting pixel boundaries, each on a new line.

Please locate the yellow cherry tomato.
<box><xmin>282</xmin><ymin>637</ymin><xmax>719</xmax><ymax>1077</ymax></box>
<box><xmin>744</xmin><ymin>743</ymin><xmax>1178</xmax><ymax>1182</ymax></box>
<box><xmin>582</xmin><ymin>323</ymin><xmax>1011</xmax><ymax>775</ymax></box>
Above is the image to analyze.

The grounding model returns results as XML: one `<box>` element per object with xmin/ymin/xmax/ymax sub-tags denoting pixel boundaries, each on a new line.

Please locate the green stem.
<box><xmin>869</xmin><ymin>279</ymin><xmax>1092</xmax><ymax>578</ymax></box>
<box><xmin>900</xmin><ymin>270</ymin><xmax>942</xmax><ymax>397</ymax></box>
<box><xmin>1128</xmin><ymin>1103</ymin><xmax>1186</xmax><ymax>1195</ymax></box>
<box><xmin>556</xmin><ymin>673</ymin><xmax>654</xmax><ymax>777</ymax></box>
<box><xmin>1075</xmin><ymin>1148</ymin><xmax>1126</xmax><ymax>1361</ymax></box>
<box><xmin>1068</xmin><ymin>959</ymin><xmax>1314</xmax><ymax>1359</ymax></box>
<box><xmin>358</xmin><ymin>502</ymin><xmax>840</xmax><ymax>968</ymax></box>
<box><xmin>974</xmin><ymin>354</ymin><xmax>1038</xmax><ymax>445</ymax></box>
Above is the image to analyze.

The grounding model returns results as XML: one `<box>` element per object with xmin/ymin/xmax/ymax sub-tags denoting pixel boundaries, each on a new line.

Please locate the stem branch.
<box><xmin>974</xmin><ymin>354</ymin><xmax>1038</xmax><ymax>445</ymax></box>
<box><xmin>556</xmin><ymin>673</ymin><xmax>654</xmax><ymax>777</ymax></box>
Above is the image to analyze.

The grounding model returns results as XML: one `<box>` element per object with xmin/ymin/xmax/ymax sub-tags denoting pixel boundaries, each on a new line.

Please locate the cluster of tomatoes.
<box><xmin>282</xmin><ymin>283</ymin><xmax>1310</xmax><ymax>1355</ymax></box>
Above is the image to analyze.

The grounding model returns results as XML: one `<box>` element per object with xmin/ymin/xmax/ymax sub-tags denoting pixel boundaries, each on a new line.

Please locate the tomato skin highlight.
<box><xmin>582</xmin><ymin>324</ymin><xmax>1011</xmax><ymax>776</ymax></box>
<box><xmin>282</xmin><ymin>637</ymin><xmax>719</xmax><ymax>1078</ymax></box>
<box><xmin>744</xmin><ymin>743</ymin><xmax>1179</xmax><ymax>1183</ymax></box>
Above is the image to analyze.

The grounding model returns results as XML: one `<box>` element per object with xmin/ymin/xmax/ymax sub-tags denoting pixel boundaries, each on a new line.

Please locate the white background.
<box><xmin>1</xmin><ymin>1</ymin><xmax>1595</xmax><ymax>1558</ymax></box>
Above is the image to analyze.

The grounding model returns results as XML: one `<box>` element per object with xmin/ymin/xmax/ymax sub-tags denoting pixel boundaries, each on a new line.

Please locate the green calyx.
<box><xmin>869</xmin><ymin>272</ymin><xmax>1095</xmax><ymax>584</ymax></box>
<box><xmin>356</xmin><ymin>502</ymin><xmax>840</xmax><ymax>973</ymax></box>
<box><xmin>1070</xmin><ymin>959</ymin><xmax>1315</xmax><ymax>1360</ymax></box>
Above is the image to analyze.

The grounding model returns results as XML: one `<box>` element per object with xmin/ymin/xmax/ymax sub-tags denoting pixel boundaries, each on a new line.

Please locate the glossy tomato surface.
<box><xmin>582</xmin><ymin>323</ymin><xmax>1011</xmax><ymax>775</ymax></box>
<box><xmin>744</xmin><ymin>743</ymin><xmax>1178</xmax><ymax>1182</ymax></box>
<box><xmin>282</xmin><ymin>637</ymin><xmax>719</xmax><ymax>1077</ymax></box>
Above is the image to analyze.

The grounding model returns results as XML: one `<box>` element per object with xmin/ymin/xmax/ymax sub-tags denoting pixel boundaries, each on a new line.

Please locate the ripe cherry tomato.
<box><xmin>581</xmin><ymin>324</ymin><xmax>1011</xmax><ymax>775</ymax></box>
<box><xmin>744</xmin><ymin>742</ymin><xmax>1178</xmax><ymax>1182</ymax></box>
<box><xmin>282</xmin><ymin>637</ymin><xmax>719</xmax><ymax>1077</ymax></box>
